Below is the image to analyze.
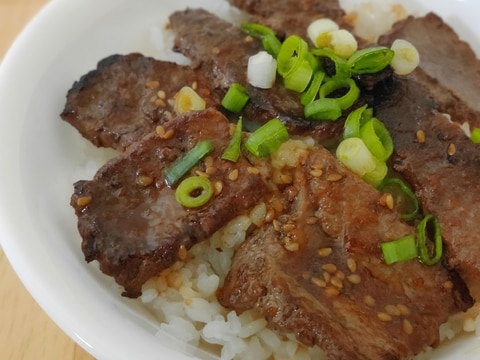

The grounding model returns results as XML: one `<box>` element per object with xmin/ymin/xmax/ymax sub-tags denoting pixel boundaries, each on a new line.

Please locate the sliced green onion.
<box><xmin>164</xmin><ymin>140</ymin><xmax>214</xmax><ymax>186</ymax></box>
<box><xmin>262</xmin><ymin>34</ymin><xmax>282</xmax><ymax>57</ymax></box>
<box><xmin>307</xmin><ymin>18</ymin><xmax>339</xmax><ymax>48</ymax></box>
<box><xmin>221</xmin><ymin>83</ymin><xmax>250</xmax><ymax>113</ymax></box>
<box><xmin>381</xmin><ymin>235</ymin><xmax>418</xmax><ymax>265</ymax></box>
<box><xmin>175</xmin><ymin>176</ymin><xmax>214</xmax><ymax>208</ymax></box>
<box><xmin>336</xmin><ymin>137</ymin><xmax>376</xmax><ymax>176</ymax></box>
<box><xmin>417</xmin><ymin>215</ymin><xmax>443</xmax><ymax>266</ymax></box>
<box><xmin>311</xmin><ymin>48</ymin><xmax>350</xmax><ymax>79</ymax></box>
<box><xmin>381</xmin><ymin>178</ymin><xmax>420</xmax><ymax>221</ymax></box>
<box><xmin>248</xmin><ymin>51</ymin><xmax>277</xmax><ymax>89</ymax></box>
<box><xmin>319</xmin><ymin>78</ymin><xmax>360</xmax><ymax>110</ymax></box>
<box><xmin>347</xmin><ymin>46</ymin><xmax>394</xmax><ymax>74</ymax></box>
<box><xmin>328</xmin><ymin>29</ymin><xmax>358</xmax><ymax>59</ymax></box>
<box><xmin>360</xmin><ymin>117</ymin><xmax>394</xmax><ymax>161</ymax></box>
<box><xmin>343</xmin><ymin>104</ymin><xmax>372</xmax><ymax>139</ymax></box>
<box><xmin>241</xmin><ymin>23</ymin><xmax>276</xmax><ymax>37</ymax></box>
<box><xmin>277</xmin><ymin>35</ymin><xmax>309</xmax><ymax>78</ymax></box>
<box><xmin>390</xmin><ymin>39</ymin><xmax>420</xmax><ymax>76</ymax></box>
<box><xmin>283</xmin><ymin>59</ymin><xmax>313</xmax><ymax>92</ymax></box>
<box><xmin>471</xmin><ymin>127</ymin><xmax>480</xmax><ymax>143</ymax></box>
<box><xmin>222</xmin><ymin>118</ymin><xmax>243</xmax><ymax>162</ymax></box>
<box><xmin>301</xmin><ymin>69</ymin><xmax>325</xmax><ymax>106</ymax></box>
<box><xmin>240</xmin><ymin>23</ymin><xmax>281</xmax><ymax>57</ymax></box>
<box><xmin>362</xmin><ymin>158</ymin><xmax>388</xmax><ymax>187</ymax></box>
<box><xmin>245</xmin><ymin>118</ymin><xmax>289</xmax><ymax>157</ymax></box>
<box><xmin>304</xmin><ymin>98</ymin><xmax>342</xmax><ymax>121</ymax></box>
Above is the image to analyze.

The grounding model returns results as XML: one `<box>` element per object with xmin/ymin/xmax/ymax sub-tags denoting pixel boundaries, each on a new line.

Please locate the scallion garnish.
<box><xmin>362</xmin><ymin>158</ymin><xmax>388</xmax><ymax>187</ymax></box>
<box><xmin>347</xmin><ymin>46</ymin><xmax>395</xmax><ymax>74</ymax></box>
<box><xmin>164</xmin><ymin>140</ymin><xmax>214</xmax><ymax>187</ymax></box>
<box><xmin>307</xmin><ymin>18</ymin><xmax>339</xmax><ymax>48</ymax></box>
<box><xmin>381</xmin><ymin>235</ymin><xmax>418</xmax><ymax>265</ymax></box>
<box><xmin>245</xmin><ymin>118</ymin><xmax>289</xmax><ymax>157</ymax></box>
<box><xmin>262</xmin><ymin>34</ymin><xmax>282</xmax><ymax>58</ymax></box>
<box><xmin>311</xmin><ymin>48</ymin><xmax>350</xmax><ymax>79</ymax></box>
<box><xmin>336</xmin><ymin>137</ymin><xmax>387</xmax><ymax>186</ymax></box>
<box><xmin>327</xmin><ymin>29</ymin><xmax>358</xmax><ymax>59</ymax></box>
<box><xmin>240</xmin><ymin>22</ymin><xmax>276</xmax><ymax>37</ymax></box>
<box><xmin>343</xmin><ymin>104</ymin><xmax>372</xmax><ymax>139</ymax></box>
<box><xmin>359</xmin><ymin>117</ymin><xmax>394</xmax><ymax>162</ymax></box>
<box><xmin>471</xmin><ymin>127</ymin><xmax>480</xmax><ymax>144</ymax></box>
<box><xmin>277</xmin><ymin>35</ymin><xmax>309</xmax><ymax>78</ymax></box>
<box><xmin>175</xmin><ymin>176</ymin><xmax>214</xmax><ymax>208</ymax></box>
<box><xmin>381</xmin><ymin>178</ymin><xmax>420</xmax><ymax>221</ymax></box>
<box><xmin>381</xmin><ymin>214</ymin><xmax>443</xmax><ymax>266</ymax></box>
<box><xmin>221</xmin><ymin>83</ymin><xmax>250</xmax><ymax>113</ymax></box>
<box><xmin>283</xmin><ymin>59</ymin><xmax>313</xmax><ymax>93</ymax></box>
<box><xmin>240</xmin><ymin>23</ymin><xmax>282</xmax><ymax>57</ymax></box>
<box><xmin>300</xmin><ymin>69</ymin><xmax>325</xmax><ymax>106</ymax></box>
<box><xmin>319</xmin><ymin>78</ymin><xmax>360</xmax><ymax>110</ymax></box>
<box><xmin>390</xmin><ymin>39</ymin><xmax>420</xmax><ymax>75</ymax></box>
<box><xmin>417</xmin><ymin>215</ymin><xmax>443</xmax><ymax>266</ymax></box>
<box><xmin>304</xmin><ymin>98</ymin><xmax>343</xmax><ymax>121</ymax></box>
<box><xmin>247</xmin><ymin>51</ymin><xmax>277</xmax><ymax>89</ymax></box>
<box><xmin>222</xmin><ymin>118</ymin><xmax>243</xmax><ymax>162</ymax></box>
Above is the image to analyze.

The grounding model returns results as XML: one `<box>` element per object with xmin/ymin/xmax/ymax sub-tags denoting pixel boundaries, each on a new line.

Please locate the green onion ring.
<box><xmin>362</xmin><ymin>158</ymin><xmax>388</xmax><ymax>187</ymax></box>
<box><xmin>417</xmin><ymin>215</ymin><xmax>443</xmax><ymax>266</ymax></box>
<box><xmin>343</xmin><ymin>104</ymin><xmax>371</xmax><ymax>139</ymax></box>
<box><xmin>381</xmin><ymin>178</ymin><xmax>420</xmax><ymax>221</ymax></box>
<box><xmin>240</xmin><ymin>23</ymin><xmax>281</xmax><ymax>57</ymax></box>
<box><xmin>240</xmin><ymin>23</ymin><xmax>276</xmax><ymax>37</ymax></box>
<box><xmin>304</xmin><ymin>98</ymin><xmax>342</xmax><ymax>121</ymax></box>
<box><xmin>222</xmin><ymin>118</ymin><xmax>243</xmax><ymax>162</ymax></box>
<box><xmin>319</xmin><ymin>78</ymin><xmax>360</xmax><ymax>110</ymax></box>
<box><xmin>347</xmin><ymin>46</ymin><xmax>395</xmax><ymax>74</ymax></box>
<box><xmin>471</xmin><ymin>127</ymin><xmax>480</xmax><ymax>144</ymax></box>
<box><xmin>277</xmin><ymin>35</ymin><xmax>309</xmax><ymax>78</ymax></box>
<box><xmin>221</xmin><ymin>83</ymin><xmax>250</xmax><ymax>113</ymax></box>
<box><xmin>175</xmin><ymin>176</ymin><xmax>214</xmax><ymax>208</ymax></box>
<box><xmin>164</xmin><ymin>140</ymin><xmax>214</xmax><ymax>187</ymax></box>
<box><xmin>311</xmin><ymin>48</ymin><xmax>350</xmax><ymax>79</ymax></box>
<box><xmin>245</xmin><ymin>118</ymin><xmax>289</xmax><ymax>157</ymax></box>
<box><xmin>359</xmin><ymin>117</ymin><xmax>394</xmax><ymax>161</ymax></box>
<box><xmin>301</xmin><ymin>69</ymin><xmax>325</xmax><ymax>106</ymax></box>
<box><xmin>381</xmin><ymin>235</ymin><xmax>418</xmax><ymax>265</ymax></box>
<box><xmin>283</xmin><ymin>59</ymin><xmax>313</xmax><ymax>93</ymax></box>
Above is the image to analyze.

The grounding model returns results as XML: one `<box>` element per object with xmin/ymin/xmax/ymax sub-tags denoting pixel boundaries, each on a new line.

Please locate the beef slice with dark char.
<box><xmin>61</xmin><ymin>53</ymin><xmax>220</xmax><ymax>151</ymax></box>
<box><xmin>374</xmin><ymin>72</ymin><xmax>480</xmax><ymax>299</ymax></box>
<box><xmin>378</xmin><ymin>13</ymin><xmax>480</xmax><ymax>128</ymax></box>
<box><xmin>71</xmin><ymin>108</ymin><xmax>271</xmax><ymax>298</ymax></box>
<box><xmin>169</xmin><ymin>8</ymin><xmax>346</xmax><ymax>141</ymax></box>
<box><xmin>219</xmin><ymin>145</ymin><xmax>472</xmax><ymax>360</ymax></box>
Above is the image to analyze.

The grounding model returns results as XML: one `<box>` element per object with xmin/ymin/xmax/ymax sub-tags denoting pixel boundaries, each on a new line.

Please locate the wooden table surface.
<box><xmin>0</xmin><ymin>1</ymin><xmax>95</xmax><ymax>359</ymax></box>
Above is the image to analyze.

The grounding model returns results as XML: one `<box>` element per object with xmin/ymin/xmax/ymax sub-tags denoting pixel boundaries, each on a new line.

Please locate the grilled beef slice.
<box><xmin>219</xmin><ymin>145</ymin><xmax>472</xmax><ymax>360</ymax></box>
<box><xmin>229</xmin><ymin>0</ymin><xmax>348</xmax><ymax>39</ymax></box>
<box><xmin>61</xmin><ymin>53</ymin><xmax>220</xmax><ymax>151</ymax></box>
<box><xmin>71</xmin><ymin>108</ymin><xmax>270</xmax><ymax>298</ymax></box>
<box><xmin>169</xmin><ymin>8</ymin><xmax>346</xmax><ymax>141</ymax></box>
<box><xmin>378</xmin><ymin>13</ymin><xmax>480</xmax><ymax>128</ymax></box>
<box><xmin>372</xmin><ymin>13</ymin><xmax>480</xmax><ymax>298</ymax></box>
<box><xmin>374</xmin><ymin>71</ymin><xmax>480</xmax><ymax>299</ymax></box>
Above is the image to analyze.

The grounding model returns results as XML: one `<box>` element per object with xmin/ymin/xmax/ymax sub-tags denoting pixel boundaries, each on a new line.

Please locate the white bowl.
<box><xmin>0</xmin><ymin>0</ymin><xmax>479</xmax><ymax>359</ymax></box>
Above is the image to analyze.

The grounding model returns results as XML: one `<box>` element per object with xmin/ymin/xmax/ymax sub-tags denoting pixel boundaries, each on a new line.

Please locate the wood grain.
<box><xmin>0</xmin><ymin>0</ymin><xmax>95</xmax><ymax>359</ymax></box>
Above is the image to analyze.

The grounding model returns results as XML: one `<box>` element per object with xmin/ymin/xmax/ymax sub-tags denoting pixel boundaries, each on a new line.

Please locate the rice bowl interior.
<box><xmin>0</xmin><ymin>0</ymin><xmax>479</xmax><ymax>359</ymax></box>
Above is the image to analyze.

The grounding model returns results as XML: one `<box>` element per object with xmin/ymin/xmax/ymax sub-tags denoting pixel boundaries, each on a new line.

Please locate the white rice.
<box><xmin>73</xmin><ymin>0</ymin><xmax>480</xmax><ymax>358</ymax></box>
<box><xmin>140</xmin><ymin>203</ymin><xmax>327</xmax><ymax>360</ymax></box>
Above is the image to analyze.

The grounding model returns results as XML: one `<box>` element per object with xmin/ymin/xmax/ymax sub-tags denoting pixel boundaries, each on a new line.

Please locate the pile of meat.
<box><xmin>61</xmin><ymin>1</ymin><xmax>480</xmax><ymax>359</ymax></box>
